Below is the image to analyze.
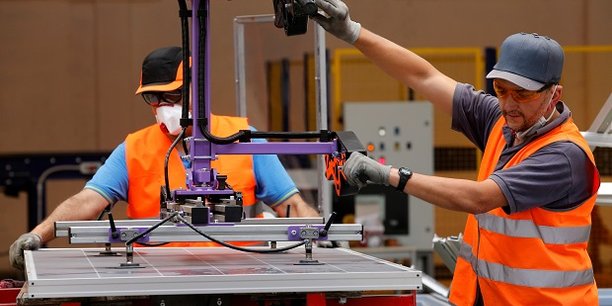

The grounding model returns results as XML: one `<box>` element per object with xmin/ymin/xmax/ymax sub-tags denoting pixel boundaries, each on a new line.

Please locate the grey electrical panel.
<box><xmin>340</xmin><ymin>101</ymin><xmax>434</xmax><ymax>249</ymax></box>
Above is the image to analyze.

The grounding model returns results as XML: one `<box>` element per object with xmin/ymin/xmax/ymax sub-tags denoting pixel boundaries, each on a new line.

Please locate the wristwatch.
<box><xmin>396</xmin><ymin>167</ymin><xmax>413</xmax><ymax>192</ymax></box>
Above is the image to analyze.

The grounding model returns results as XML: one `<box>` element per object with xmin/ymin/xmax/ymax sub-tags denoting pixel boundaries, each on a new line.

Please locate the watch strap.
<box><xmin>396</xmin><ymin>167</ymin><xmax>412</xmax><ymax>192</ymax></box>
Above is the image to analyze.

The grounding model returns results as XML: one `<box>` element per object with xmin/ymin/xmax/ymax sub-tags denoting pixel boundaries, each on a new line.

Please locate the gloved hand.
<box><xmin>342</xmin><ymin>152</ymin><xmax>391</xmax><ymax>188</ymax></box>
<box><xmin>312</xmin><ymin>0</ymin><xmax>361</xmax><ymax>44</ymax></box>
<box><xmin>9</xmin><ymin>233</ymin><xmax>42</xmax><ymax>270</ymax></box>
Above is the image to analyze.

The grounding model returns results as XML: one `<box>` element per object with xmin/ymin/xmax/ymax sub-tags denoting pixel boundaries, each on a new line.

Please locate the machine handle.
<box><xmin>320</xmin><ymin>212</ymin><xmax>337</xmax><ymax>237</ymax></box>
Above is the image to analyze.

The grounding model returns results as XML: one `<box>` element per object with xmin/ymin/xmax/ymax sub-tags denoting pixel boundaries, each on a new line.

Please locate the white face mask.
<box><xmin>155</xmin><ymin>104</ymin><xmax>184</xmax><ymax>136</ymax></box>
<box><xmin>515</xmin><ymin>85</ymin><xmax>558</xmax><ymax>140</ymax></box>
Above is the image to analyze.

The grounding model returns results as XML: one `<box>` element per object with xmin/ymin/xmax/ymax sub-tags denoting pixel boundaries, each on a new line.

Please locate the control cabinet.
<box><xmin>337</xmin><ymin>101</ymin><xmax>434</xmax><ymax>249</ymax></box>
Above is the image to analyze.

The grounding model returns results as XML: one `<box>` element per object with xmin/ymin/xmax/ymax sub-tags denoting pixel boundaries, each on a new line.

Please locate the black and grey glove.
<box><xmin>312</xmin><ymin>0</ymin><xmax>361</xmax><ymax>44</ymax></box>
<box><xmin>342</xmin><ymin>152</ymin><xmax>391</xmax><ymax>188</ymax></box>
<box><xmin>9</xmin><ymin>233</ymin><xmax>42</xmax><ymax>270</ymax></box>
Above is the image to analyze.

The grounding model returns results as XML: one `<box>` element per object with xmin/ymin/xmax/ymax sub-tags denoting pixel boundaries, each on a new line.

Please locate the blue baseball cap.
<box><xmin>486</xmin><ymin>33</ymin><xmax>564</xmax><ymax>91</ymax></box>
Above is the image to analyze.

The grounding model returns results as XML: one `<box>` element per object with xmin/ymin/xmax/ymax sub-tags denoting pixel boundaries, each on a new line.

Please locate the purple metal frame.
<box><xmin>177</xmin><ymin>0</ymin><xmax>337</xmax><ymax>197</ymax></box>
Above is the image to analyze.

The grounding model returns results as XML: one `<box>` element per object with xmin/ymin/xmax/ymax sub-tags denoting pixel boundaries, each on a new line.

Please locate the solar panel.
<box><xmin>24</xmin><ymin>247</ymin><xmax>421</xmax><ymax>299</ymax></box>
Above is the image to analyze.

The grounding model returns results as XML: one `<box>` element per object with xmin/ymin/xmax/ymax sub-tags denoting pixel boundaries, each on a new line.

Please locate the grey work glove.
<box><xmin>312</xmin><ymin>0</ymin><xmax>361</xmax><ymax>44</ymax></box>
<box><xmin>342</xmin><ymin>152</ymin><xmax>391</xmax><ymax>188</ymax></box>
<box><xmin>10</xmin><ymin>233</ymin><xmax>42</xmax><ymax>270</ymax></box>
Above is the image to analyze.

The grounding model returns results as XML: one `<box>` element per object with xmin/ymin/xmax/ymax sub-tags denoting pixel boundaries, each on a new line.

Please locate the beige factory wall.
<box><xmin>0</xmin><ymin>0</ymin><xmax>611</xmax><ymax>279</ymax></box>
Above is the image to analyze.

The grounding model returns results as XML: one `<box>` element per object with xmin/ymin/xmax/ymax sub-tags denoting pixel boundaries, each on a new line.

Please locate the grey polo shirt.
<box><xmin>451</xmin><ymin>83</ymin><xmax>597</xmax><ymax>214</ymax></box>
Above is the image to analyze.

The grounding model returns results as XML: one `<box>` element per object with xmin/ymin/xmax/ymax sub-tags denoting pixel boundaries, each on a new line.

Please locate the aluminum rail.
<box><xmin>55</xmin><ymin>217</ymin><xmax>325</xmax><ymax>237</ymax></box>
<box><xmin>62</xmin><ymin>222</ymin><xmax>363</xmax><ymax>244</ymax></box>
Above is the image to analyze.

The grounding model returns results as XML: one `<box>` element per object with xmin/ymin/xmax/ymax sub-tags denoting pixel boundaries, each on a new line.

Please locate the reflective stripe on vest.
<box><xmin>458</xmin><ymin>240</ymin><xmax>594</xmax><ymax>288</ymax></box>
<box><xmin>475</xmin><ymin>213</ymin><xmax>591</xmax><ymax>244</ymax></box>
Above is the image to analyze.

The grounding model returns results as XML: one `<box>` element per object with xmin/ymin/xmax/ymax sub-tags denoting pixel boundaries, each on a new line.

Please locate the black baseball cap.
<box><xmin>486</xmin><ymin>33</ymin><xmax>564</xmax><ymax>91</ymax></box>
<box><xmin>135</xmin><ymin>46</ymin><xmax>186</xmax><ymax>94</ymax></box>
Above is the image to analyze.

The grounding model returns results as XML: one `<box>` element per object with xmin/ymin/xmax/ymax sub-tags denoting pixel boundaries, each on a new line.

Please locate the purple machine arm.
<box><xmin>176</xmin><ymin>0</ymin><xmax>358</xmax><ymax>203</ymax></box>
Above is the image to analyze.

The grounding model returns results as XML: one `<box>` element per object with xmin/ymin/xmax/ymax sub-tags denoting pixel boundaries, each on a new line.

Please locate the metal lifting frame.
<box><xmin>232</xmin><ymin>13</ymin><xmax>333</xmax><ymax>219</ymax></box>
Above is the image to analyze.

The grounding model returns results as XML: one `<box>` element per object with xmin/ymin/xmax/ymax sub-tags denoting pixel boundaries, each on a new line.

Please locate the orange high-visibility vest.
<box><xmin>125</xmin><ymin>115</ymin><xmax>257</xmax><ymax>247</ymax></box>
<box><xmin>449</xmin><ymin>117</ymin><xmax>599</xmax><ymax>306</ymax></box>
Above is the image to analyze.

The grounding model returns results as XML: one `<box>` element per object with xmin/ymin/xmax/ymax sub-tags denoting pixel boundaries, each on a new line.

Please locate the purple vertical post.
<box><xmin>191</xmin><ymin>0</ymin><xmax>201</xmax><ymax>140</ymax></box>
<box><xmin>189</xmin><ymin>0</ymin><xmax>213</xmax><ymax>188</ymax></box>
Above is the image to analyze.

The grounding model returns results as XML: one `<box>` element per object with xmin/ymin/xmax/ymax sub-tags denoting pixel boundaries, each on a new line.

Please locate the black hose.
<box><xmin>163</xmin><ymin>128</ymin><xmax>187</xmax><ymax>201</ymax></box>
<box><xmin>125</xmin><ymin>212</ymin><xmax>179</xmax><ymax>246</ymax></box>
<box><xmin>176</xmin><ymin>214</ymin><xmax>306</xmax><ymax>253</ymax></box>
<box><xmin>249</xmin><ymin>131</ymin><xmax>325</xmax><ymax>139</ymax></box>
<box><xmin>124</xmin><ymin>211</ymin><xmax>306</xmax><ymax>254</ymax></box>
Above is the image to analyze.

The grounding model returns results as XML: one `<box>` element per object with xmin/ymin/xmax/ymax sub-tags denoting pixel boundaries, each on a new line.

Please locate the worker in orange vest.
<box><xmin>10</xmin><ymin>46</ymin><xmax>320</xmax><ymax>270</ymax></box>
<box><xmin>313</xmin><ymin>1</ymin><xmax>599</xmax><ymax>305</ymax></box>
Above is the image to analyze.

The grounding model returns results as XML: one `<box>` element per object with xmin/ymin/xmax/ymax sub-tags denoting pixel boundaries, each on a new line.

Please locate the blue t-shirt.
<box><xmin>85</xmin><ymin>136</ymin><xmax>298</xmax><ymax>208</ymax></box>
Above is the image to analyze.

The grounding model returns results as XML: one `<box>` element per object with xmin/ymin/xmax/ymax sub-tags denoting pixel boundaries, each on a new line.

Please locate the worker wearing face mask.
<box><xmin>10</xmin><ymin>46</ymin><xmax>320</xmax><ymax>271</ymax></box>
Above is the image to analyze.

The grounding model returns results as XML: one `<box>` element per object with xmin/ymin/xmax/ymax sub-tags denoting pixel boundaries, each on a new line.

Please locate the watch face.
<box><xmin>399</xmin><ymin>167</ymin><xmax>412</xmax><ymax>176</ymax></box>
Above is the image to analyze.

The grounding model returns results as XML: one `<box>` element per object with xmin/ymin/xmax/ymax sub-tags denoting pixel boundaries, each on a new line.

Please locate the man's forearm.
<box><xmin>275</xmin><ymin>193</ymin><xmax>320</xmax><ymax>217</ymax></box>
<box><xmin>389</xmin><ymin>168</ymin><xmax>506</xmax><ymax>214</ymax></box>
<box><xmin>31</xmin><ymin>189</ymin><xmax>110</xmax><ymax>243</ymax></box>
<box><xmin>294</xmin><ymin>201</ymin><xmax>320</xmax><ymax>217</ymax></box>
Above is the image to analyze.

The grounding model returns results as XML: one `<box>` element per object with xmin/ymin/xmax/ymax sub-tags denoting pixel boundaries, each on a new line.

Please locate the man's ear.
<box><xmin>554</xmin><ymin>85</ymin><xmax>563</xmax><ymax>101</ymax></box>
